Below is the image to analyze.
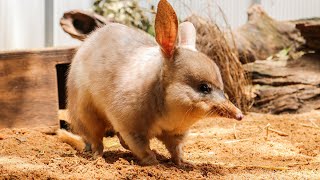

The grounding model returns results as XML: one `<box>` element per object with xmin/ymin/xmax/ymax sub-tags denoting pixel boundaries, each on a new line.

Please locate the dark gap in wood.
<box><xmin>252</xmin><ymin>80</ymin><xmax>305</xmax><ymax>86</ymax></box>
<box><xmin>251</xmin><ymin>72</ymin><xmax>288</xmax><ymax>79</ymax></box>
<box><xmin>56</xmin><ymin>63</ymin><xmax>69</xmax><ymax>110</ymax></box>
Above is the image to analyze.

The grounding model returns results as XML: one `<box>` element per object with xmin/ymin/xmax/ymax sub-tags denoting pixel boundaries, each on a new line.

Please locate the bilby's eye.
<box><xmin>199</xmin><ymin>83</ymin><xmax>212</xmax><ymax>94</ymax></box>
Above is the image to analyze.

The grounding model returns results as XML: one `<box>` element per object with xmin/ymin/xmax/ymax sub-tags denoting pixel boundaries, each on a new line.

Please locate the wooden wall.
<box><xmin>0</xmin><ymin>47</ymin><xmax>76</xmax><ymax>129</ymax></box>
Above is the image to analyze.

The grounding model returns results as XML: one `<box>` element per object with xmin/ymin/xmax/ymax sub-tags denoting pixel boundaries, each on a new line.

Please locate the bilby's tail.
<box><xmin>56</xmin><ymin>129</ymin><xmax>86</xmax><ymax>151</ymax></box>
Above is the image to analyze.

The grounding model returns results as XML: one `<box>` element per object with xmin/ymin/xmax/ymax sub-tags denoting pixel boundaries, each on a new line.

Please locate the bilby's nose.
<box><xmin>235</xmin><ymin>113</ymin><xmax>244</xmax><ymax>121</ymax></box>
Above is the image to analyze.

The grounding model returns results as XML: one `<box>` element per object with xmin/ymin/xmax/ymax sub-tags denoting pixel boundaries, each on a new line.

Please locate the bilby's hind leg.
<box><xmin>69</xmin><ymin>96</ymin><xmax>107</xmax><ymax>156</ymax></box>
<box><xmin>71</xmin><ymin>112</ymin><xmax>105</xmax><ymax>156</ymax></box>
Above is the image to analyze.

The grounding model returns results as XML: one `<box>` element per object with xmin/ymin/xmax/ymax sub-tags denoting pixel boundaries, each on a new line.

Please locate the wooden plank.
<box><xmin>58</xmin><ymin>109</ymin><xmax>70</xmax><ymax>123</ymax></box>
<box><xmin>0</xmin><ymin>47</ymin><xmax>77</xmax><ymax>129</ymax></box>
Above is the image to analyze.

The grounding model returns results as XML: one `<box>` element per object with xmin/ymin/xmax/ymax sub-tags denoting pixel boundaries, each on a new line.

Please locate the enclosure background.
<box><xmin>0</xmin><ymin>0</ymin><xmax>319</xmax><ymax>50</ymax></box>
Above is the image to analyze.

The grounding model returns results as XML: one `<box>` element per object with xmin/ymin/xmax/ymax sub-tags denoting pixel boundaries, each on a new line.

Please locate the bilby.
<box><xmin>58</xmin><ymin>0</ymin><xmax>243</xmax><ymax>165</ymax></box>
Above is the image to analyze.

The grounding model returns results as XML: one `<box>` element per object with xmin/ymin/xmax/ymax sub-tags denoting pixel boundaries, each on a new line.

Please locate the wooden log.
<box><xmin>245</xmin><ymin>53</ymin><xmax>320</xmax><ymax>114</ymax></box>
<box><xmin>0</xmin><ymin>47</ymin><xmax>77</xmax><ymax>129</ymax></box>
<box><xmin>230</xmin><ymin>5</ymin><xmax>304</xmax><ymax>63</ymax></box>
<box><xmin>296</xmin><ymin>18</ymin><xmax>320</xmax><ymax>51</ymax></box>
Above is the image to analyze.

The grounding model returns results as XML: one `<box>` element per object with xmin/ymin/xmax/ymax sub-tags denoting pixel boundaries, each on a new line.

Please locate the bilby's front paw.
<box><xmin>93</xmin><ymin>150</ymin><xmax>103</xmax><ymax>159</ymax></box>
<box><xmin>140</xmin><ymin>154</ymin><xmax>159</xmax><ymax>166</ymax></box>
<box><xmin>172</xmin><ymin>156</ymin><xmax>192</xmax><ymax>166</ymax></box>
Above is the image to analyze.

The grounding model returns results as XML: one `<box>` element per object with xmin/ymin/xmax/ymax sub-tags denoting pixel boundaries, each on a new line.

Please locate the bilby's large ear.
<box><xmin>178</xmin><ymin>22</ymin><xmax>196</xmax><ymax>51</ymax></box>
<box><xmin>155</xmin><ymin>0</ymin><xmax>178</xmax><ymax>58</ymax></box>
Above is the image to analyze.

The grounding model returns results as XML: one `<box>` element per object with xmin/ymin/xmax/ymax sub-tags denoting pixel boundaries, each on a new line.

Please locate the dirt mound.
<box><xmin>1</xmin><ymin>112</ymin><xmax>320</xmax><ymax>179</ymax></box>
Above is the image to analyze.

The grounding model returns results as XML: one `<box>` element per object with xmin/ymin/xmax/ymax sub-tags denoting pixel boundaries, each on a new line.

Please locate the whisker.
<box><xmin>178</xmin><ymin>105</ymin><xmax>193</xmax><ymax>130</ymax></box>
<box><xmin>206</xmin><ymin>107</ymin><xmax>219</xmax><ymax>118</ymax></box>
<box><xmin>220</xmin><ymin>104</ymin><xmax>232</xmax><ymax>118</ymax></box>
<box><xmin>205</xmin><ymin>107</ymin><xmax>216</xmax><ymax>118</ymax></box>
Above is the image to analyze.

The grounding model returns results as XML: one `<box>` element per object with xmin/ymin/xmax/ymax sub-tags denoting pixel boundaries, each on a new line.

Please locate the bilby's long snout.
<box><xmin>213</xmin><ymin>99</ymin><xmax>244</xmax><ymax>121</ymax></box>
<box><xmin>225</xmin><ymin>100</ymin><xmax>244</xmax><ymax>121</ymax></box>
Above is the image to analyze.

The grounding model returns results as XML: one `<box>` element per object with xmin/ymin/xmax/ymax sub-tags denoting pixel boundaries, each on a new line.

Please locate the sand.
<box><xmin>0</xmin><ymin>111</ymin><xmax>320</xmax><ymax>179</ymax></box>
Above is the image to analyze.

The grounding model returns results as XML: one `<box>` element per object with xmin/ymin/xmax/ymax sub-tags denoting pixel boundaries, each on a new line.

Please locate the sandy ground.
<box><xmin>0</xmin><ymin>111</ymin><xmax>320</xmax><ymax>179</ymax></box>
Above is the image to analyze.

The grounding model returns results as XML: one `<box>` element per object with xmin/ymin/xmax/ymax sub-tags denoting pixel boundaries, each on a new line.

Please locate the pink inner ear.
<box><xmin>161</xmin><ymin>40</ymin><xmax>176</xmax><ymax>57</ymax></box>
<box><xmin>155</xmin><ymin>0</ymin><xmax>178</xmax><ymax>58</ymax></box>
<box><xmin>156</xmin><ymin>21</ymin><xmax>178</xmax><ymax>58</ymax></box>
<box><xmin>179</xmin><ymin>36</ymin><xmax>188</xmax><ymax>45</ymax></box>
<box><xmin>179</xmin><ymin>22</ymin><xmax>196</xmax><ymax>48</ymax></box>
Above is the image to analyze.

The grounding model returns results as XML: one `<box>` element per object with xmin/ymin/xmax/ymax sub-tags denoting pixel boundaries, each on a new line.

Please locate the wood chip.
<box><xmin>233</xmin><ymin>123</ymin><xmax>238</xmax><ymax>139</ymax></box>
<box><xmin>264</xmin><ymin>124</ymin><xmax>288</xmax><ymax>138</ymax></box>
<box><xmin>265</xmin><ymin>123</ymin><xmax>271</xmax><ymax>140</ymax></box>
<box><xmin>308</xmin><ymin>119</ymin><xmax>319</xmax><ymax>128</ymax></box>
<box><xmin>15</xmin><ymin>137</ymin><xmax>27</xmax><ymax>142</ymax></box>
<box><xmin>287</xmin><ymin>161</ymin><xmax>320</xmax><ymax>167</ymax></box>
<box><xmin>224</xmin><ymin>138</ymin><xmax>251</xmax><ymax>144</ymax></box>
<box><xmin>268</xmin><ymin>128</ymin><xmax>289</xmax><ymax>136</ymax></box>
<box><xmin>299</xmin><ymin>123</ymin><xmax>320</xmax><ymax>129</ymax></box>
<box><xmin>231</xmin><ymin>165</ymin><xmax>288</xmax><ymax>171</ymax></box>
